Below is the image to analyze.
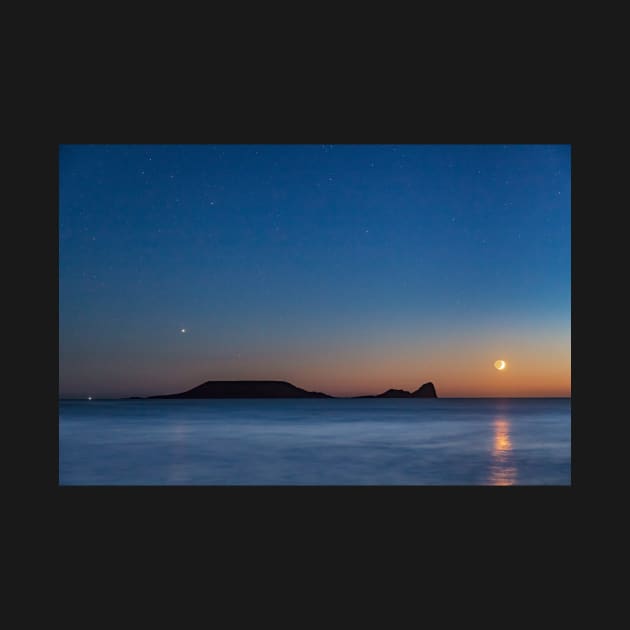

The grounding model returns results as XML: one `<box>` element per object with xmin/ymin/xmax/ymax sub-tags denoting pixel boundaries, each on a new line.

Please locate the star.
<box><xmin>180</xmin><ymin>328</ymin><xmax>186</xmax><ymax>333</ymax></box>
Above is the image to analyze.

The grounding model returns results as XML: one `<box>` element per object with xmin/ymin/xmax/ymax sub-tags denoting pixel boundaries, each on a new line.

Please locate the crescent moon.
<box><xmin>494</xmin><ymin>360</ymin><xmax>506</xmax><ymax>370</ymax></box>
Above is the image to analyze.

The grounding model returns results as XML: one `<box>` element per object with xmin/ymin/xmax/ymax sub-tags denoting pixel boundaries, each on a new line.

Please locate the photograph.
<box><xmin>58</xmin><ymin>143</ymin><xmax>571</xmax><ymax>485</ymax></box>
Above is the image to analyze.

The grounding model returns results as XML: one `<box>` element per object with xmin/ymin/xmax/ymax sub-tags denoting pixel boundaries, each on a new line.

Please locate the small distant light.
<box><xmin>181</xmin><ymin>328</ymin><xmax>186</xmax><ymax>333</ymax></box>
<box><xmin>88</xmin><ymin>396</ymin><xmax>92</xmax><ymax>401</ymax></box>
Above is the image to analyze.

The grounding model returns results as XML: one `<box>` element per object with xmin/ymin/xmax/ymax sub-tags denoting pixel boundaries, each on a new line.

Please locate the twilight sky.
<box><xmin>59</xmin><ymin>144</ymin><xmax>571</xmax><ymax>398</ymax></box>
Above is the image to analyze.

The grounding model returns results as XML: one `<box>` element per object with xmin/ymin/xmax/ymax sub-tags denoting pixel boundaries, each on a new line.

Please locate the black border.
<box><xmin>47</xmin><ymin>96</ymin><xmax>579</xmax><ymax>547</ymax></box>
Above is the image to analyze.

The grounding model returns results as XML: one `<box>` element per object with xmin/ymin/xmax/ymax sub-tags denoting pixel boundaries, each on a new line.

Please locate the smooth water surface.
<box><xmin>59</xmin><ymin>398</ymin><xmax>570</xmax><ymax>485</ymax></box>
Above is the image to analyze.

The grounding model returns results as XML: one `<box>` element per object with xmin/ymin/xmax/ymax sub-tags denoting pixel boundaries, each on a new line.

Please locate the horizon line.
<box><xmin>59</xmin><ymin>395</ymin><xmax>572</xmax><ymax>400</ymax></box>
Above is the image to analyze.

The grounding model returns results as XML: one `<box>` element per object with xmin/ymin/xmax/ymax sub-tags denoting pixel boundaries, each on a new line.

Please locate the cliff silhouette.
<box><xmin>144</xmin><ymin>380</ymin><xmax>437</xmax><ymax>399</ymax></box>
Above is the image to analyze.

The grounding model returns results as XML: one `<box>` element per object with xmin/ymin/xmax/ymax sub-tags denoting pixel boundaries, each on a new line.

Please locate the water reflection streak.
<box><xmin>489</xmin><ymin>418</ymin><xmax>517</xmax><ymax>486</ymax></box>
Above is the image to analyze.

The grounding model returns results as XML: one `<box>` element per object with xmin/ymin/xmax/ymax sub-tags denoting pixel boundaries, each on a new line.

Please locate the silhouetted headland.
<box><xmin>355</xmin><ymin>382</ymin><xmax>438</xmax><ymax>398</ymax></box>
<box><xmin>140</xmin><ymin>380</ymin><xmax>437</xmax><ymax>399</ymax></box>
<box><xmin>148</xmin><ymin>380</ymin><xmax>332</xmax><ymax>399</ymax></box>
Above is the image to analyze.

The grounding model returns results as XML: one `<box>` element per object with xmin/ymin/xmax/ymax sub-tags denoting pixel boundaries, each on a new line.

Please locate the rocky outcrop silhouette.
<box><xmin>355</xmin><ymin>382</ymin><xmax>438</xmax><ymax>399</ymax></box>
<box><xmin>377</xmin><ymin>388</ymin><xmax>413</xmax><ymax>398</ymax></box>
<box><xmin>412</xmin><ymin>382</ymin><xmax>437</xmax><ymax>398</ymax></box>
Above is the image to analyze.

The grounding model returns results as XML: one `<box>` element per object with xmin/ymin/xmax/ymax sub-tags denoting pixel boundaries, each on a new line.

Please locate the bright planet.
<box><xmin>494</xmin><ymin>360</ymin><xmax>507</xmax><ymax>370</ymax></box>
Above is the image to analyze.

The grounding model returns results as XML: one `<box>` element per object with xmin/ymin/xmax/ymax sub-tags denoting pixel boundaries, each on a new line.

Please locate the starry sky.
<box><xmin>59</xmin><ymin>144</ymin><xmax>571</xmax><ymax>398</ymax></box>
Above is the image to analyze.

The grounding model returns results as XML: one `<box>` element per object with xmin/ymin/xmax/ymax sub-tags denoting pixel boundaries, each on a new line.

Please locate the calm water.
<box><xmin>59</xmin><ymin>398</ymin><xmax>570</xmax><ymax>485</ymax></box>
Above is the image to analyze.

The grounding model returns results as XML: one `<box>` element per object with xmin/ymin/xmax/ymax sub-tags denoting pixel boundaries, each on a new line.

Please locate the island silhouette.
<box><xmin>143</xmin><ymin>380</ymin><xmax>437</xmax><ymax>399</ymax></box>
<box><xmin>356</xmin><ymin>382</ymin><xmax>437</xmax><ymax>398</ymax></box>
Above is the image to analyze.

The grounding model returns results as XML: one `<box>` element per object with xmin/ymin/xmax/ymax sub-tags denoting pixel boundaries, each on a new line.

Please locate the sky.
<box><xmin>59</xmin><ymin>144</ymin><xmax>571</xmax><ymax>398</ymax></box>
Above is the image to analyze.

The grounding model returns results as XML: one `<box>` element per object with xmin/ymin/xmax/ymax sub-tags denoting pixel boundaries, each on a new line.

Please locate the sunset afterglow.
<box><xmin>59</xmin><ymin>144</ymin><xmax>570</xmax><ymax>399</ymax></box>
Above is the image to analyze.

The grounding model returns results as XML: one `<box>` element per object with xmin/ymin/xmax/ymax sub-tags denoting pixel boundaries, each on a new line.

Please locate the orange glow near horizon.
<box><xmin>284</xmin><ymin>327</ymin><xmax>571</xmax><ymax>397</ymax></box>
<box><xmin>60</xmin><ymin>326</ymin><xmax>571</xmax><ymax>398</ymax></box>
<box><xmin>283</xmin><ymin>341</ymin><xmax>571</xmax><ymax>397</ymax></box>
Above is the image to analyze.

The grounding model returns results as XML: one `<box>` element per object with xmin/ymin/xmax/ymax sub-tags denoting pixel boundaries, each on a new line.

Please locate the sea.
<box><xmin>58</xmin><ymin>397</ymin><xmax>571</xmax><ymax>485</ymax></box>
